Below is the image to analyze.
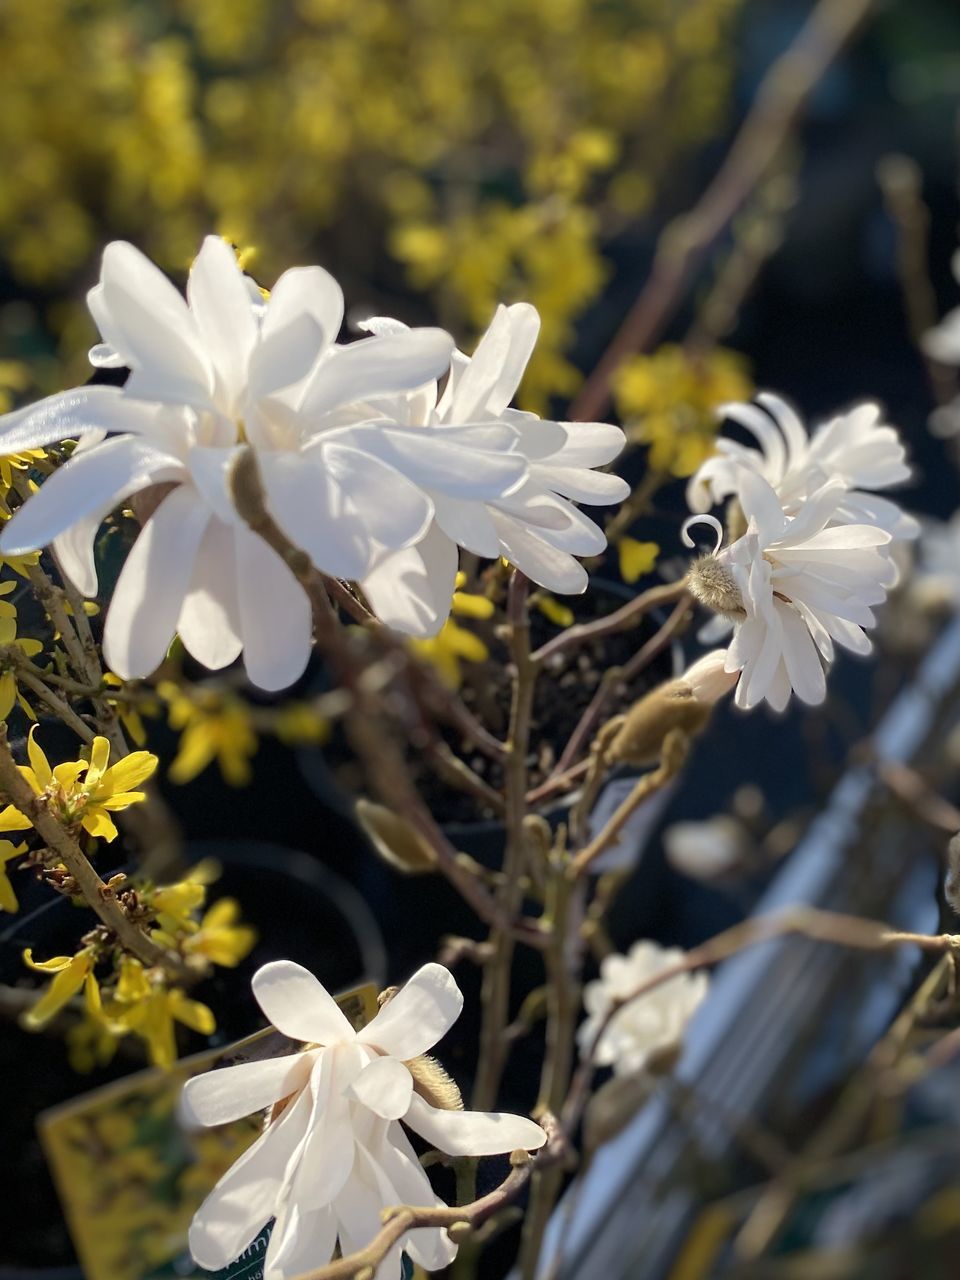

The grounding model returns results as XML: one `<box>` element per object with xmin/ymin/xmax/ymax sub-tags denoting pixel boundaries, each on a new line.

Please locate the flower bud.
<box><xmin>605</xmin><ymin>651</ymin><xmax>736</xmax><ymax>767</ymax></box>
<box><xmin>355</xmin><ymin>800</ymin><xmax>437</xmax><ymax>874</ymax></box>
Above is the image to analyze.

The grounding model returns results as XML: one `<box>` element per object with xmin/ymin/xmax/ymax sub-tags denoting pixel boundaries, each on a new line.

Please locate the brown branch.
<box><xmin>569</xmin><ymin>0</ymin><xmax>878</xmax><ymax>424</ymax></box>
<box><xmin>0</xmin><ymin>724</ymin><xmax>188</xmax><ymax>978</ymax></box>
<box><xmin>292</xmin><ymin>1117</ymin><xmax>564</xmax><ymax>1280</ymax></box>
<box><xmin>530</xmin><ymin>580</ymin><xmax>688</xmax><ymax>666</ymax></box>
<box><xmin>228</xmin><ymin>449</ymin><xmax>544</xmax><ymax>949</ymax></box>
<box><xmin>549</xmin><ymin>593</ymin><xmax>693</xmax><ymax>780</ymax></box>
<box><xmin>569</xmin><ymin>729</ymin><xmax>689</xmax><ymax>877</ymax></box>
<box><xmin>561</xmin><ymin>908</ymin><xmax>959</xmax><ymax>1134</ymax></box>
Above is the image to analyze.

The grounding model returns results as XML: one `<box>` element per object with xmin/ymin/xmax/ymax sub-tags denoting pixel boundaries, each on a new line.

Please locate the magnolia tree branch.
<box><xmin>291</xmin><ymin>1117</ymin><xmax>565</xmax><ymax>1280</ymax></box>
<box><xmin>561</xmin><ymin>907</ymin><xmax>960</xmax><ymax>1134</ymax></box>
<box><xmin>228</xmin><ymin>448</ymin><xmax>545</xmax><ymax>950</ymax></box>
<box><xmin>0</xmin><ymin>724</ymin><xmax>189</xmax><ymax>978</ymax></box>
<box><xmin>569</xmin><ymin>0</ymin><xmax>878</xmax><ymax>424</ymax></box>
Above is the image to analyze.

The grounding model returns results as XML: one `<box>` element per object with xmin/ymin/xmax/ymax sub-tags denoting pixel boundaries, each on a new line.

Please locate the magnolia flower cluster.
<box><xmin>181</xmin><ymin>960</ymin><xmax>545</xmax><ymax>1279</ymax></box>
<box><xmin>577</xmin><ymin>941</ymin><xmax>708</xmax><ymax>1077</ymax></box>
<box><xmin>0</xmin><ymin>238</ymin><xmax>628</xmax><ymax>690</ymax></box>
<box><xmin>683</xmin><ymin>393</ymin><xmax>916</xmax><ymax>711</ymax></box>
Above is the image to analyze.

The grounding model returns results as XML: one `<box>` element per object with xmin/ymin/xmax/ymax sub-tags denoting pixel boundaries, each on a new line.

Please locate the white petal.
<box><xmin>547</xmin><ymin>421</ymin><xmax>628</xmax><ymax>468</ymax></box>
<box><xmin>52</xmin><ymin>513</ymin><xmax>105</xmax><ymax>598</ymax></box>
<box><xmin>0</xmin><ymin>435</ymin><xmax>183</xmax><ymax>556</ymax></box>
<box><xmin>91</xmin><ymin>241</ymin><xmax>213</xmax><ymax>408</ymax></box>
<box><xmin>350</xmin><ymin>1057</ymin><xmax>414</xmax><ymax>1120</ymax></box>
<box><xmin>248</xmin><ymin>313</ymin><xmax>325</xmax><ymax>403</ymax></box>
<box><xmin>490</xmin><ymin>511</ymin><xmax>588</xmax><ymax>593</ymax></box>
<box><xmin>88</xmin><ymin>342</ymin><xmax>125</xmax><ymax>369</ymax></box>
<box><xmin>361</xmin><ymin>524</ymin><xmax>458</xmax><ymax>638</ymax></box>
<box><xmin>403</xmin><ymin>1093</ymin><xmax>546</xmax><ymax>1156</ymax></box>
<box><xmin>187</xmin><ymin>235</ymin><xmax>259</xmax><ymax>413</ymax></box>
<box><xmin>264</xmin><ymin>265</ymin><xmax>344</xmax><ymax>349</ymax></box>
<box><xmin>188</xmin><ymin>1084</ymin><xmax>313</xmax><ymax>1270</ymax></box>
<box><xmin>0</xmin><ymin>385</ymin><xmax>166</xmax><ymax>453</ymax></box>
<box><xmin>257</xmin><ymin>450</ymin><xmax>373</xmax><ymax>580</ymax></box>
<box><xmin>234</xmin><ymin>523</ymin><xmax>314</xmax><ymax>690</ymax></box>
<box><xmin>737</xmin><ymin>471</ymin><xmax>787</xmax><ymax>544</ymax></box>
<box><xmin>180</xmin><ymin>1052</ymin><xmax>313</xmax><ymax>1128</ymax></box>
<box><xmin>339</xmin><ymin>423</ymin><xmax>527</xmax><ymax>499</ymax></box>
<box><xmin>484</xmin><ymin>302</ymin><xmax>541</xmax><ymax>416</ymax></box>
<box><xmin>251</xmin><ymin>960</ymin><xmax>356</xmax><ymax>1045</ymax></box>
<box><xmin>533</xmin><ymin>463</ymin><xmax>630</xmax><ymax>504</ymax></box>
<box><xmin>177</xmin><ymin>517</ymin><xmax>244</xmax><ymax>670</ymax></box>
<box><xmin>431</xmin><ymin>493</ymin><xmax>501</xmax><ymax>558</ymax></box>
<box><xmin>103</xmin><ymin>485</ymin><xmax>210</xmax><ymax>679</ymax></box>
<box><xmin>264</xmin><ymin>1203</ymin><xmax>337</xmax><ymax>1280</ymax></box>
<box><xmin>777</xmin><ymin>602</ymin><xmax>826</xmax><ymax>705</ymax></box>
<box><xmin>291</xmin><ymin>1052</ymin><xmax>358</xmax><ymax>1210</ymax></box>
<box><xmin>375</xmin><ymin>1124</ymin><xmax>459</xmax><ymax>1271</ymax></box>
<box><xmin>323</xmin><ymin>443</ymin><xmax>434</xmax><ymax>550</ymax></box>
<box><xmin>360</xmin><ymin>963</ymin><xmax>463</xmax><ymax>1060</ymax></box>
<box><xmin>300</xmin><ymin>330</ymin><xmax>454</xmax><ymax>419</ymax></box>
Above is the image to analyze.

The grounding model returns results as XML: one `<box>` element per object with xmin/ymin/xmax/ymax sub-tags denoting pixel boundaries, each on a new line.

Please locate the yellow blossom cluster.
<box><xmin>614</xmin><ymin>343</ymin><xmax>753</xmax><ymax>477</ymax></box>
<box><xmin>23</xmin><ymin>861</ymin><xmax>255</xmax><ymax>1070</ymax></box>
<box><xmin>0</xmin><ymin>0</ymin><xmax>740</xmax><ymax>401</ymax></box>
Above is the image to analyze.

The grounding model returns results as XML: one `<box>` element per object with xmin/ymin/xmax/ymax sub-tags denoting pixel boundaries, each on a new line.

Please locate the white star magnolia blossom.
<box><xmin>577</xmin><ymin>941</ymin><xmax>708</xmax><ymax>1077</ymax></box>
<box><xmin>686</xmin><ymin>392</ymin><xmax>919</xmax><ymax>540</ymax></box>
<box><xmin>685</xmin><ymin>470</ymin><xmax>898</xmax><ymax>711</ymax></box>
<box><xmin>355</xmin><ymin>306</ymin><xmax>630</xmax><ymax>635</ymax></box>
<box><xmin>181</xmin><ymin>960</ymin><xmax>545</xmax><ymax>1279</ymax></box>
<box><xmin>0</xmin><ymin>238</ymin><xmax>626</xmax><ymax>689</ymax></box>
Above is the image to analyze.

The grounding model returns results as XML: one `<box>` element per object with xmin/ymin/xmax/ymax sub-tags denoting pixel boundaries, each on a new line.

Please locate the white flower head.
<box><xmin>684</xmin><ymin>471</ymin><xmax>897</xmax><ymax>711</ymax></box>
<box><xmin>687</xmin><ymin>392</ymin><xmax>918</xmax><ymax>540</ymax></box>
<box><xmin>923</xmin><ymin>249</ymin><xmax>960</xmax><ymax>439</ymax></box>
<box><xmin>577</xmin><ymin>941</ymin><xmax>708</xmax><ymax>1077</ymax></box>
<box><xmin>181</xmin><ymin>960</ymin><xmax>545</xmax><ymax>1279</ymax></box>
<box><xmin>663</xmin><ymin>815</ymin><xmax>749</xmax><ymax>881</ymax></box>
<box><xmin>355</xmin><ymin>303</ymin><xmax>630</xmax><ymax>636</ymax></box>
<box><xmin>0</xmin><ymin>237</ymin><xmax>467</xmax><ymax>689</ymax></box>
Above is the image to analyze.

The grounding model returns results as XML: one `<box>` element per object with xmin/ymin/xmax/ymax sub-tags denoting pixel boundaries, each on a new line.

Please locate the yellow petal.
<box><xmin>82</xmin><ymin>808</ymin><xmax>119</xmax><ymax>841</ymax></box>
<box><xmin>99</xmin><ymin>790</ymin><xmax>147</xmax><ymax>812</ymax></box>
<box><xmin>52</xmin><ymin>760</ymin><xmax>87</xmax><ymax>790</ymax></box>
<box><xmin>168</xmin><ymin>726</ymin><xmax>217</xmax><ymax>785</ymax></box>
<box><xmin>99</xmin><ymin>750</ymin><xmax>157</xmax><ymax>796</ymax></box>
<box><xmin>0</xmin><ymin>672</ymin><xmax>17</xmax><ymax>721</ymax></box>
<box><xmin>0</xmin><ymin>805</ymin><xmax>31</xmax><ymax>831</ymax></box>
<box><xmin>618</xmin><ymin>538</ymin><xmax>660</xmax><ymax>585</ymax></box>
<box><xmin>84</xmin><ymin>736</ymin><xmax>111</xmax><ymax>789</ymax></box>
<box><xmin>22</xmin><ymin>953</ymin><xmax>93</xmax><ymax>1028</ymax></box>
<box><xmin>0</xmin><ymin>839</ymin><xmax>26</xmax><ymax>864</ymax></box>
<box><xmin>26</xmin><ymin>725</ymin><xmax>51</xmax><ymax>789</ymax></box>
<box><xmin>452</xmin><ymin>591</ymin><xmax>495</xmax><ymax>620</ymax></box>
<box><xmin>168</xmin><ymin>989</ymin><xmax>216</xmax><ymax>1036</ymax></box>
<box><xmin>536</xmin><ymin>595</ymin><xmax>575</xmax><ymax>627</ymax></box>
<box><xmin>23</xmin><ymin>948</ymin><xmax>74</xmax><ymax>972</ymax></box>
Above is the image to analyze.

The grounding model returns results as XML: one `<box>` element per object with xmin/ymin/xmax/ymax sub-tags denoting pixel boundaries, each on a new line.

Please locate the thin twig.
<box><xmin>292</xmin><ymin>1119</ymin><xmax>564</xmax><ymax>1280</ymax></box>
<box><xmin>569</xmin><ymin>0</ymin><xmax>878</xmax><ymax>423</ymax></box>
<box><xmin>0</xmin><ymin>724</ymin><xmax>188</xmax><ymax>977</ymax></box>
<box><xmin>531</xmin><ymin>580</ymin><xmax>688</xmax><ymax>666</ymax></box>
<box><xmin>550</xmin><ymin>593</ymin><xmax>693</xmax><ymax>780</ymax></box>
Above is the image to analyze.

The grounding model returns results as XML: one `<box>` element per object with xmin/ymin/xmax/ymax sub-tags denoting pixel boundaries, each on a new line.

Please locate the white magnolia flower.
<box><xmin>0</xmin><ymin>238</ymin><xmax>542</xmax><ymax>688</ymax></box>
<box><xmin>181</xmin><ymin>960</ymin><xmax>545</xmax><ymax>1279</ymax></box>
<box><xmin>352</xmin><ymin>305</ymin><xmax>630</xmax><ymax>636</ymax></box>
<box><xmin>685</xmin><ymin>471</ymin><xmax>897</xmax><ymax>711</ymax></box>
<box><xmin>577</xmin><ymin>941</ymin><xmax>708</xmax><ymax>1077</ymax></box>
<box><xmin>687</xmin><ymin>392</ymin><xmax>918</xmax><ymax>540</ymax></box>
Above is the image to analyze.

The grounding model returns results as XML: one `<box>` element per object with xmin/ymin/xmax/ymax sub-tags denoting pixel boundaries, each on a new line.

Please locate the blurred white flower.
<box><xmin>577</xmin><ymin>941</ymin><xmax>708</xmax><ymax>1076</ymax></box>
<box><xmin>924</xmin><ymin>255</ymin><xmax>960</xmax><ymax>438</ymax></box>
<box><xmin>906</xmin><ymin>514</ymin><xmax>960</xmax><ymax>612</ymax></box>
<box><xmin>685</xmin><ymin>471</ymin><xmax>897</xmax><ymax>711</ymax></box>
<box><xmin>677</xmin><ymin>649</ymin><xmax>740</xmax><ymax>706</ymax></box>
<box><xmin>181</xmin><ymin>960</ymin><xmax>545</xmax><ymax>1280</ymax></box>
<box><xmin>663</xmin><ymin>815</ymin><xmax>750</xmax><ymax>880</ymax></box>
<box><xmin>687</xmin><ymin>392</ymin><xmax>917</xmax><ymax>540</ymax></box>
<box><xmin>354</xmin><ymin>305</ymin><xmax>630</xmax><ymax>635</ymax></box>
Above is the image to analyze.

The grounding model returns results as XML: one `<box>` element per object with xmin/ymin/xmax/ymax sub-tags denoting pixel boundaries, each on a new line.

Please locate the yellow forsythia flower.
<box><xmin>615</xmin><ymin>344</ymin><xmax>752</xmax><ymax>477</ymax></box>
<box><xmin>618</xmin><ymin>538</ymin><xmax>660</xmax><ymax>585</ymax></box>
<box><xmin>162</xmin><ymin>684</ymin><xmax>258</xmax><ymax>786</ymax></box>
<box><xmin>535</xmin><ymin>595</ymin><xmax>575</xmax><ymax>628</ymax></box>
<box><xmin>102</xmin><ymin>956</ymin><xmax>216</xmax><ymax>1069</ymax></box>
<box><xmin>21</xmin><ymin>947</ymin><xmax>98</xmax><ymax>1029</ymax></box>
<box><xmin>410</xmin><ymin>574</ymin><xmax>494</xmax><ymax>689</ymax></box>
<box><xmin>0</xmin><ymin>729</ymin><xmax>157</xmax><ymax>841</ymax></box>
